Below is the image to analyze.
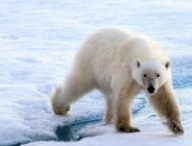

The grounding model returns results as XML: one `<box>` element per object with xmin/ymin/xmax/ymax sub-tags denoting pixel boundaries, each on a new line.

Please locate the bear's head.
<box><xmin>132</xmin><ymin>60</ymin><xmax>170</xmax><ymax>96</ymax></box>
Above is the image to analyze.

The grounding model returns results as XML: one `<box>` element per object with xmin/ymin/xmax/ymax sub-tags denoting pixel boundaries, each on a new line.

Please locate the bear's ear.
<box><xmin>136</xmin><ymin>59</ymin><xmax>141</xmax><ymax>68</ymax></box>
<box><xmin>165</xmin><ymin>61</ymin><xmax>170</xmax><ymax>69</ymax></box>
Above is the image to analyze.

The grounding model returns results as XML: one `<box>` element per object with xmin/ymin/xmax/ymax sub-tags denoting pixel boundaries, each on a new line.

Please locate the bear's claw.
<box><xmin>52</xmin><ymin>103</ymin><xmax>70</xmax><ymax>115</ymax></box>
<box><xmin>167</xmin><ymin>120</ymin><xmax>184</xmax><ymax>135</ymax></box>
<box><xmin>118</xmin><ymin>126</ymin><xmax>140</xmax><ymax>133</ymax></box>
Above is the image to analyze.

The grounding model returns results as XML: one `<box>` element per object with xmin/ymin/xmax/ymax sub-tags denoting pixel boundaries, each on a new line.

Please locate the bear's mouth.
<box><xmin>144</xmin><ymin>90</ymin><xmax>156</xmax><ymax>97</ymax></box>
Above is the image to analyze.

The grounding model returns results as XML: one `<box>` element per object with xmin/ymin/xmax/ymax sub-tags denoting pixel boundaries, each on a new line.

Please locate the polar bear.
<box><xmin>51</xmin><ymin>27</ymin><xmax>184</xmax><ymax>134</ymax></box>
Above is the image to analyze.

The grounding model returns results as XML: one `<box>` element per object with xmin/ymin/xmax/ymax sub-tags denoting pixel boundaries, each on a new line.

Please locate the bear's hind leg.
<box><xmin>51</xmin><ymin>86</ymin><xmax>70</xmax><ymax>115</ymax></box>
<box><xmin>149</xmin><ymin>83</ymin><xmax>184</xmax><ymax>135</ymax></box>
<box><xmin>51</xmin><ymin>73</ymin><xmax>94</xmax><ymax>115</ymax></box>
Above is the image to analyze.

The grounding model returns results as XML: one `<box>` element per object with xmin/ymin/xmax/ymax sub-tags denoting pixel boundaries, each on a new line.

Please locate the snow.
<box><xmin>0</xmin><ymin>0</ymin><xmax>192</xmax><ymax>146</ymax></box>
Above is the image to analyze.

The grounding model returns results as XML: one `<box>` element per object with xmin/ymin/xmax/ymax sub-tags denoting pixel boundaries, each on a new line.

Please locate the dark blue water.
<box><xmin>55</xmin><ymin>119</ymin><xmax>102</xmax><ymax>141</ymax></box>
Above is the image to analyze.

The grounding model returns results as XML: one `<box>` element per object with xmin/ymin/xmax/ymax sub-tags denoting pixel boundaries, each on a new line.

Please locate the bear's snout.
<box><xmin>147</xmin><ymin>85</ymin><xmax>155</xmax><ymax>94</ymax></box>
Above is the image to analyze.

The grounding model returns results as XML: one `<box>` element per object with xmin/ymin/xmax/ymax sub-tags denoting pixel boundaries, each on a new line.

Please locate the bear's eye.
<box><xmin>156</xmin><ymin>74</ymin><xmax>160</xmax><ymax>78</ymax></box>
<box><xmin>143</xmin><ymin>74</ymin><xmax>147</xmax><ymax>78</ymax></box>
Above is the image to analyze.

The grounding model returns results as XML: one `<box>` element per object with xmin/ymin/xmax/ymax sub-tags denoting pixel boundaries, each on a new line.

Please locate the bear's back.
<box><xmin>84</xmin><ymin>27</ymin><xmax>169</xmax><ymax>67</ymax></box>
<box><xmin>74</xmin><ymin>27</ymin><xmax>170</xmax><ymax>92</ymax></box>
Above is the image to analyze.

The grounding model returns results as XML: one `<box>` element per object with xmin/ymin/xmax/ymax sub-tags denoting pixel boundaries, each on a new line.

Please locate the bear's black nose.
<box><xmin>148</xmin><ymin>86</ymin><xmax>155</xmax><ymax>94</ymax></box>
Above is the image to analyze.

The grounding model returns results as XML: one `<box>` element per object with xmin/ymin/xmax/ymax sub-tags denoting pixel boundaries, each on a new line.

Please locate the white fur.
<box><xmin>132</xmin><ymin>60</ymin><xmax>170</xmax><ymax>96</ymax></box>
<box><xmin>51</xmin><ymin>27</ymin><xmax>183</xmax><ymax>134</ymax></box>
<box><xmin>52</xmin><ymin>26</ymin><xmax>171</xmax><ymax>113</ymax></box>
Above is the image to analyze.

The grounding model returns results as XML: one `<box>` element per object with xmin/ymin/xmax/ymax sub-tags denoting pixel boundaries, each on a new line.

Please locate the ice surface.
<box><xmin>23</xmin><ymin>114</ymin><xmax>192</xmax><ymax>146</ymax></box>
<box><xmin>0</xmin><ymin>0</ymin><xmax>192</xmax><ymax>146</ymax></box>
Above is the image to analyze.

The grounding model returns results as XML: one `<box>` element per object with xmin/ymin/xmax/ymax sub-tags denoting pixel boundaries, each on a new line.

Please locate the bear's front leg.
<box><xmin>150</xmin><ymin>83</ymin><xmax>184</xmax><ymax>135</ymax></box>
<box><xmin>167</xmin><ymin>119</ymin><xmax>183</xmax><ymax>134</ymax></box>
<box><xmin>114</xmin><ymin>82</ymin><xmax>141</xmax><ymax>133</ymax></box>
